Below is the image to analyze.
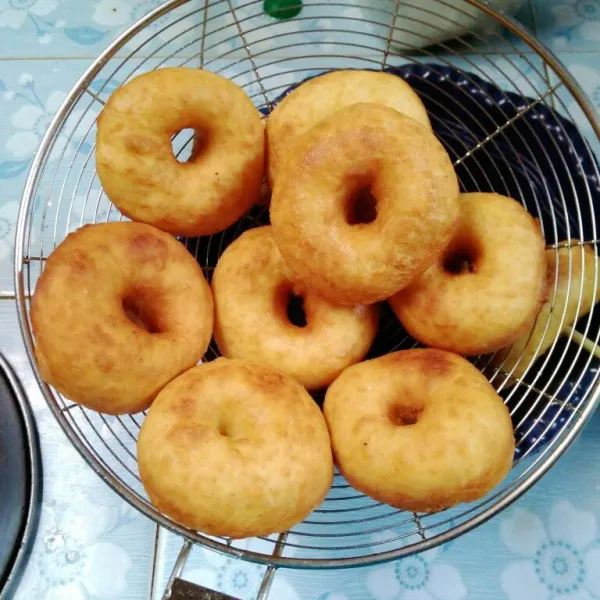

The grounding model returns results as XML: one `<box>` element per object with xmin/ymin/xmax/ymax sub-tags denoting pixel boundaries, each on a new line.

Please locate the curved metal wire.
<box><xmin>14</xmin><ymin>0</ymin><xmax>600</xmax><ymax>569</ymax></box>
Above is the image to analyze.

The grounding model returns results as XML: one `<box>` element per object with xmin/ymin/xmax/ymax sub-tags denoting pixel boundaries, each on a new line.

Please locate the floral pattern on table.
<box><xmin>531</xmin><ymin>0</ymin><xmax>600</xmax><ymax>50</ymax></box>
<box><xmin>500</xmin><ymin>501</ymin><xmax>600</xmax><ymax>600</ymax></box>
<box><xmin>0</xmin><ymin>0</ymin><xmax>61</xmax><ymax>45</ymax></box>
<box><xmin>366</xmin><ymin>548</ymin><xmax>466</xmax><ymax>600</ymax></box>
<box><xmin>1</xmin><ymin>68</ymin><xmax>97</xmax><ymax>179</ymax></box>
<box><xmin>0</xmin><ymin>0</ymin><xmax>205</xmax><ymax>56</ymax></box>
<box><xmin>92</xmin><ymin>0</ymin><xmax>200</xmax><ymax>48</ymax></box>
<box><xmin>17</xmin><ymin>493</ymin><xmax>135</xmax><ymax>600</ymax></box>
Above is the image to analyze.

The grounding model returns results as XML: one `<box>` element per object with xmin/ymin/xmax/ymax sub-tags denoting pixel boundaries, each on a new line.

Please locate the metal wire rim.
<box><xmin>14</xmin><ymin>0</ymin><xmax>600</xmax><ymax>569</ymax></box>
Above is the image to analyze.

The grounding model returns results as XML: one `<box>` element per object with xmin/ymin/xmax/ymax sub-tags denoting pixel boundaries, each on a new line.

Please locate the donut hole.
<box><xmin>443</xmin><ymin>242</ymin><xmax>480</xmax><ymax>275</ymax></box>
<box><xmin>122</xmin><ymin>293</ymin><xmax>162</xmax><ymax>334</ymax></box>
<box><xmin>345</xmin><ymin>186</ymin><xmax>378</xmax><ymax>225</ymax></box>
<box><xmin>217</xmin><ymin>420</ymin><xmax>231</xmax><ymax>437</ymax></box>
<box><xmin>389</xmin><ymin>404</ymin><xmax>422</xmax><ymax>426</ymax></box>
<box><xmin>171</xmin><ymin>128</ymin><xmax>201</xmax><ymax>163</ymax></box>
<box><xmin>287</xmin><ymin>292</ymin><xmax>307</xmax><ymax>328</ymax></box>
<box><xmin>275</xmin><ymin>283</ymin><xmax>308</xmax><ymax>328</ymax></box>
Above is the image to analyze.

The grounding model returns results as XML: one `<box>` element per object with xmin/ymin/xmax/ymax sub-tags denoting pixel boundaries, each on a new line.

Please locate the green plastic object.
<box><xmin>263</xmin><ymin>0</ymin><xmax>303</xmax><ymax>20</ymax></box>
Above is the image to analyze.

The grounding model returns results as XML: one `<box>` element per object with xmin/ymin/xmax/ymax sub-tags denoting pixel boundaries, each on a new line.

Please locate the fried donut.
<box><xmin>324</xmin><ymin>349</ymin><xmax>515</xmax><ymax>513</ymax></box>
<box><xmin>390</xmin><ymin>193</ymin><xmax>546</xmax><ymax>355</ymax></box>
<box><xmin>138</xmin><ymin>358</ymin><xmax>333</xmax><ymax>537</ymax></box>
<box><xmin>270</xmin><ymin>103</ymin><xmax>459</xmax><ymax>305</ymax></box>
<box><xmin>96</xmin><ymin>67</ymin><xmax>264</xmax><ymax>236</ymax></box>
<box><xmin>212</xmin><ymin>226</ymin><xmax>379</xmax><ymax>390</ymax></box>
<box><xmin>266</xmin><ymin>69</ymin><xmax>431</xmax><ymax>186</ymax></box>
<box><xmin>494</xmin><ymin>242</ymin><xmax>600</xmax><ymax>380</ymax></box>
<box><xmin>31</xmin><ymin>222</ymin><xmax>213</xmax><ymax>415</ymax></box>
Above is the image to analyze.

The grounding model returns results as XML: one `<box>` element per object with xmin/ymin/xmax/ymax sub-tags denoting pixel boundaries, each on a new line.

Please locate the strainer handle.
<box><xmin>167</xmin><ymin>578</ymin><xmax>240</xmax><ymax>600</ymax></box>
<box><xmin>161</xmin><ymin>534</ymin><xmax>289</xmax><ymax>600</ymax></box>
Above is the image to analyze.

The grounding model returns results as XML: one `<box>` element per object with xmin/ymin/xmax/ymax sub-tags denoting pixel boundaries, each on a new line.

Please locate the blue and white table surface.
<box><xmin>1</xmin><ymin>1</ymin><xmax>600</xmax><ymax>599</ymax></box>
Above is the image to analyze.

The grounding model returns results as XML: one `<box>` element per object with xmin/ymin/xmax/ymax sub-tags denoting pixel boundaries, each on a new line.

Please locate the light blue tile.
<box><xmin>0</xmin><ymin>0</ymin><xmax>205</xmax><ymax>58</ymax></box>
<box><xmin>0</xmin><ymin>59</ymin><xmax>94</xmax><ymax>293</ymax></box>
<box><xmin>531</xmin><ymin>0</ymin><xmax>600</xmax><ymax>52</ymax></box>
<box><xmin>0</xmin><ymin>301</ymin><xmax>156</xmax><ymax>600</ymax></box>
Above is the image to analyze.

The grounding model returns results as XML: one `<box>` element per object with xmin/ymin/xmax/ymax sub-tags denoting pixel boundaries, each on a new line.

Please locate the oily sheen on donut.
<box><xmin>138</xmin><ymin>358</ymin><xmax>334</xmax><ymax>538</ymax></box>
<box><xmin>389</xmin><ymin>193</ymin><xmax>546</xmax><ymax>355</ymax></box>
<box><xmin>266</xmin><ymin>69</ymin><xmax>431</xmax><ymax>186</ymax></box>
<box><xmin>270</xmin><ymin>103</ymin><xmax>460</xmax><ymax>305</ymax></box>
<box><xmin>96</xmin><ymin>67</ymin><xmax>264</xmax><ymax>236</ymax></box>
<box><xmin>212</xmin><ymin>226</ymin><xmax>379</xmax><ymax>390</ymax></box>
<box><xmin>31</xmin><ymin>222</ymin><xmax>213</xmax><ymax>415</ymax></box>
<box><xmin>324</xmin><ymin>349</ymin><xmax>515</xmax><ymax>513</ymax></box>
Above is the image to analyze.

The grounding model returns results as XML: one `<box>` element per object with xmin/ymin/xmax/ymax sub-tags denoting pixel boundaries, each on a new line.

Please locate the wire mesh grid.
<box><xmin>13</xmin><ymin>0</ymin><xmax>600</xmax><ymax>569</ymax></box>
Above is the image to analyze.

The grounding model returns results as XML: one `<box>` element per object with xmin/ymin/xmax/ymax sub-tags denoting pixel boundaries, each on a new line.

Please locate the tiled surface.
<box><xmin>532</xmin><ymin>0</ymin><xmax>600</xmax><ymax>51</ymax></box>
<box><xmin>1</xmin><ymin>1</ymin><xmax>600</xmax><ymax>599</ymax></box>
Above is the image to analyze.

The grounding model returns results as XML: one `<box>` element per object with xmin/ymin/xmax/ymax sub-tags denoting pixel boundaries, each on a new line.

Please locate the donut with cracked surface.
<box><xmin>324</xmin><ymin>349</ymin><xmax>515</xmax><ymax>513</ymax></box>
<box><xmin>138</xmin><ymin>358</ymin><xmax>334</xmax><ymax>537</ymax></box>
<box><xmin>212</xmin><ymin>226</ymin><xmax>379</xmax><ymax>390</ymax></box>
<box><xmin>389</xmin><ymin>192</ymin><xmax>546</xmax><ymax>355</ymax></box>
<box><xmin>266</xmin><ymin>69</ymin><xmax>431</xmax><ymax>186</ymax></box>
<box><xmin>96</xmin><ymin>67</ymin><xmax>264</xmax><ymax>236</ymax></box>
<box><xmin>31</xmin><ymin>221</ymin><xmax>213</xmax><ymax>415</ymax></box>
<box><xmin>270</xmin><ymin>102</ymin><xmax>459</xmax><ymax>306</ymax></box>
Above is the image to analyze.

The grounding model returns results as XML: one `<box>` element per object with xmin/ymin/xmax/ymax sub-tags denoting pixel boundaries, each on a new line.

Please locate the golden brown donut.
<box><xmin>31</xmin><ymin>222</ymin><xmax>213</xmax><ymax>415</ymax></box>
<box><xmin>96</xmin><ymin>67</ymin><xmax>264</xmax><ymax>236</ymax></box>
<box><xmin>138</xmin><ymin>358</ymin><xmax>333</xmax><ymax>537</ymax></box>
<box><xmin>390</xmin><ymin>193</ymin><xmax>546</xmax><ymax>355</ymax></box>
<box><xmin>324</xmin><ymin>349</ymin><xmax>515</xmax><ymax>513</ymax></box>
<box><xmin>270</xmin><ymin>103</ymin><xmax>459</xmax><ymax>306</ymax></box>
<box><xmin>266</xmin><ymin>69</ymin><xmax>431</xmax><ymax>186</ymax></box>
<box><xmin>494</xmin><ymin>242</ymin><xmax>600</xmax><ymax>380</ymax></box>
<box><xmin>212</xmin><ymin>226</ymin><xmax>379</xmax><ymax>390</ymax></box>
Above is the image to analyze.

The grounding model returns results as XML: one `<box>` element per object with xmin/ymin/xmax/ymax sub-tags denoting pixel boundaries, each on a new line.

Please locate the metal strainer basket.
<box><xmin>13</xmin><ymin>0</ymin><xmax>600</xmax><ymax>597</ymax></box>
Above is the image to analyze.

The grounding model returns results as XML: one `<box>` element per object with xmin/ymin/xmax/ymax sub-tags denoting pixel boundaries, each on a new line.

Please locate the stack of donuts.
<box><xmin>32</xmin><ymin>66</ymin><xmax>551</xmax><ymax>539</ymax></box>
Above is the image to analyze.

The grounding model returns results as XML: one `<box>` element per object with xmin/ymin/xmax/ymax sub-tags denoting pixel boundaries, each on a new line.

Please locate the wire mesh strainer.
<box><xmin>13</xmin><ymin>0</ymin><xmax>600</xmax><ymax>584</ymax></box>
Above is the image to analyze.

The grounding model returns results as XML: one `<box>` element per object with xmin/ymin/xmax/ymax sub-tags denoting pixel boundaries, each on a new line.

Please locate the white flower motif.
<box><xmin>6</xmin><ymin>89</ymin><xmax>97</xmax><ymax>161</ymax></box>
<box><xmin>366</xmin><ymin>547</ymin><xmax>466</xmax><ymax>600</ymax></box>
<box><xmin>186</xmin><ymin>558</ymin><xmax>300</xmax><ymax>600</ymax></box>
<box><xmin>18</xmin><ymin>72</ymin><xmax>33</xmax><ymax>86</ymax></box>
<box><xmin>500</xmin><ymin>500</ymin><xmax>600</xmax><ymax>600</ymax></box>
<box><xmin>0</xmin><ymin>0</ymin><xmax>57</xmax><ymax>29</ymax></box>
<box><xmin>93</xmin><ymin>0</ymin><xmax>196</xmax><ymax>42</ymax></box>
<box><xmin>0</xmin><ymin>201</ymin><xmax>19</xmax><ymax>265</ymax></box>
<box><xmin>549</xmin><ymin>0</ymin><xmax>600</xmax><ymax>48</ymax></box>
<box><xmin>15</xmin><ymin>490</ymin><xmax>133</xmax><ymax>600</ymax></box>
<box><xmin>92</xmin><ymin>0</ymin><xmax>128</xmax><ymax>27</ymax></box>
<box><xmin>182</xmin><ymin>535</ymin><xmax>300</xmax><ymax>599</ymax></box>
<box><xmin>4</xmin><ymin>90</ymin><xmax>15</xmax><ymax>101</ymax></box>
